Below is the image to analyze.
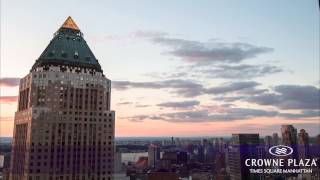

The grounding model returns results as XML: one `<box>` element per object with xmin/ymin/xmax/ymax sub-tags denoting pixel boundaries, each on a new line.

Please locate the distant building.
<box><xmin>148</xmin><ymin>144</ymin><xmax>160</xmax><ymax>168</ymax></box>
<box><xmin>196</xmin><ymin>145</ymin><xmax>205</xmax><ymax>163</ymax></box>
<box><xmin>271</xmin><ymin>133</ymin><xmax>279</xmax><ymax>145</ymax></box>
<box><xmin>162</xmin><ymin>151</ymin><xmax>178</xmax><ymax>164</ymax></box>
<box><xmin>134</xmin><ymin>157</ymin><xmax>148</xmax><ymax>170</ymax></box>
<box><xmin>215</xmin><ymin>152</ymin><xmax>226</xmax><ymax>172</ymax></box>
<box><xmin>158</xmin><ymin>159</ymin><xmax>171</xmax><ymax>169</ymax></box>
<box><xmin>214</xmin><ymin>169</ymin><xmax>230</xmax><ymax>180</ymax></box>
<box><xmin>298</xmin><ymin>129</ymin><xmax>310</xmax><ymax>159</ymax></box>
<box><xmin>147</xmin><ymin>172</ymin><xmax>179</xmax><ymax>180</ymax></box>
<box><xmin>177</xmin><ymin>151</ymin><xmax>188</xmax><ymax>164</ymax></box>
<box><xmin>316</xmin><ymin>134</ymin><xmax>320</xmax><ymax>145</ymax></box>
<box><xmin>264</xmin><ymin>136</ymin><xmax>272</xmax><ymax>146</ymax></box>
<box><xmin>227</xmin><ymin>134</ymin><xmax>260</xmax><ymax>180</ymax></box>
<box><xmin>157</xmin><ymin>150</ymin><xmax>188</xmax><ymax>169</ymax></box>
<box><xmin>3</xmin><ymin>168</ymin><xmax>10</xmax><ymax>180</ymax></box>
<box><xmin>175</xmin><ymin>138</ymin><xmax>181</xmax><ymax>146</ymax></box>
<box><xmin>0</xmin><ymin>153</ymin><xmax>11</xmax><ymax>180</ymax></box>
<box><xmin>9</xmin><ymin>17</ymin><xmax>115</xmax><ymax>180</ymax></box>
<box><xmin>281</xmin><ymin>125</ymin><xmax>298</xmax><ymax>159</ymax></box>
<box><xmin>115</xmin><ymin>150</ymin><xmax>123</xmax><ymax>173</ymax></box>
<box><xmin>202</xmin><ymin>139</ymin><xmax>209</xmax><ymax>146</ymax></box>
<box><xmin>190</xmin><ymin>171</ymin><xmax>213</xmax><ymax>180</ymax></box>
<box><xmin>281</xmin><ymin>125</ymin><xmax>297</xmax><ymax>145</ymax></box>
<box><xmin>0</xmin><ymin>155</ymin><xmax>4</xmax><ymax>170</ymax></box>
<box><xmin>204</xmin><ymin>143</ymin><xmax>215</xmax><ymax>163</ymax></box>
<box><xmin>214</xmin><ymin>137</ymin><xmax>225</xmax><ymax>153</ymax></box>
<box><xmin>3</xmin><ymin>154</ymin><xmax>11</xmax><ymax>169</ymax></box>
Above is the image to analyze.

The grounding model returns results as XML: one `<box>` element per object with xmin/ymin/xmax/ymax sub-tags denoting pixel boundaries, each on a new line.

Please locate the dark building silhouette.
<box><xmin>148</xmin><ymin>172</ymin><xmax>179</xmax><ymax>180</ymax></box>
<box><xmin>272</xmin><ymin>133</ymin><xmax>279</xmax><ymax>145</ymax></box>
<box><xmin>281</xmin><ymin>125</ymin><xmax>298</xmax><ymax>159</ymax></box>
<box><xmin>197</xmin><ymin>145</ymin><xmax>205</xmax><ymax>163</ymax></box>
<box><xmin>281</xmin><ymin>125</ymin><xmax>297</xmax><ymax>145</ymax></box>
<box><xmin>177</xmin><ymin>151</ymin><xmax>188</xmax><ymax>164</ymax></box>
<box><xmin>298</xmin><ymin>129</ymin><xmax>310</xmax><ymax>159</ymax></box>
<box><xmin>227</xmin><ymin>134</ymin><xmax>260</xmax><ymax>180</ymax></box>
<box><xmin>148</xmin><ymin>144</ymin><xmax>160</xmax><ymax>168</ymax></box>
<box><xmin>316</xmin><ymin>134</ymin><xmax>320</xmax><ymax>145</ymax></box>
<box><xmin>264</xmin><ymin>136</ymin><xmax>272</xmax><ymax>146</ymax></box>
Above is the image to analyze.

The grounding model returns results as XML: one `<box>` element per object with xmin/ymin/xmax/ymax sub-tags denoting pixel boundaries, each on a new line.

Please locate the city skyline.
<box><xmin>1</xmin><ymin>123</ymin><xmax>319</xmax><ymax>180</ymax></box>
<box><xmin>1</xmin><ymin>0</ymin><xmax>320</xmax><ymax>137</ymax></box>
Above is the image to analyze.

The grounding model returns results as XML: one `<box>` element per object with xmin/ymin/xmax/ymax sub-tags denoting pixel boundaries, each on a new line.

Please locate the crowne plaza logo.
<box><xmin>269</xmin><ymin>145</ymin><xmax>293</xmax><ymax>157</ymax></box>
<box><xmin>244</xmin><ymin>144</ymin><xmax>318</xmax><ymax>173</ymax></box>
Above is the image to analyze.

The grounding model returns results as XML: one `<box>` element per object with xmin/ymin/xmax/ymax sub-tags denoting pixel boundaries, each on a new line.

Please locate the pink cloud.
<box><xmin>0</xmin><ymin>96</ymin><xmax>18</xmax><ymax>104</ymax></box>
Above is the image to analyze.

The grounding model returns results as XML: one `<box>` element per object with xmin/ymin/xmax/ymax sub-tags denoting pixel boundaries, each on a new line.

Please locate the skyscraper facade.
<box><xmin>9</xmin><ymin>17</ymin><xmax>115</xmax><ymax>180</ymax></box>
<box><xmin>298</xmin><ymin>129</ymin><xmax>309</xmax><ymax>159</ymax></box>
<box><xmin>227</xmin><ymin>134</ymin><xmax>260</xmax><ymax>180</ymax></box>
<box><xmin>281</xmin><ymin>125</ymin><xmax>297</xmax><ymax>145</ymax></box>
<box><xmin>148</xmin><ymin>144</ymin><xmax>160</xmax><ymax>168</ymax></box>
<box><xmin>271</xmin><ymin>133</ymin><xmax>279</xmax><ymax>145</ymax></box>
<box><xmin>281</xmin><ymin>125</ymin><xmax>298</xmax><ymax>160</ymax></box>
<box><xmin>264</xmin><ymin>135</ymin><xmax>272</xmax><ymax>146</ymax></box>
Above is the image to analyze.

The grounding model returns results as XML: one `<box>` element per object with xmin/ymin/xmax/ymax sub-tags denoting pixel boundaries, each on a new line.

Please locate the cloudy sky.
<box><xmin>1</xmin><ymin>0</ymin><xmax>319</xmax><ymax>137</ymax></box>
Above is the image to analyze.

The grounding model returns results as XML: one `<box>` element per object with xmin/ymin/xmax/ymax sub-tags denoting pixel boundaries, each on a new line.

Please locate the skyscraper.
<box><xmin>316</xmin><ymin>134</ymin><xmax>320</xmax><ymax>145</ymax></box>
<box><xmin>148</xmin><ymin>144</ymin><xmax>160</xmax><ymax>169</ymax></box>
<box><xmin>281</xmin><ymin>125</ymin><xmax>297</xmax><ymax>145</ymax></box>
<box><xmin>227</xmin><ymin>134</ymin><xmax>260</xmax><ymax>180</ymax></box>
<box><xmin>264</xmin><ymin>135</ymin><xmax>272</xmax><ymax>146</ymax></box>
<box><xmin>9</xmin><ymin>17</ymin><xmax>115</xmax><ymax>180</ymax></box>
<box><xmin>281</xmin><ymin>125</ymin><xmax>298</xmax><ymax>160</ymax></box>
<box><xmin>298</xmin><ymin>129</ymin><xmax>309</xmax><ymax>159</ymax></box>
<box><xmin>271</xmin><ymin>133</ymin><xmax>279</xmax><ymax>145</ymax></box>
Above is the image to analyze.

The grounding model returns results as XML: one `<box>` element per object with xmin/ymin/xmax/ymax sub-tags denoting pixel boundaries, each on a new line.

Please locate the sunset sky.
<box><xmin>1</xmin><ymin>0</ymin><xmax>319</xmax><ymax>137</ymax></box>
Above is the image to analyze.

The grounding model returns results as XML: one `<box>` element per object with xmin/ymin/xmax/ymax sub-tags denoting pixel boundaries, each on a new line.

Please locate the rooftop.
<box><xmin>31</xmin><ymin>16</ymin><xmax>103</xmax><ymax>73</ymax></box>
<box><xmin>60</xmin><ymin>16</ymin><xmax>80</xmax><ymax>31</ymax></box>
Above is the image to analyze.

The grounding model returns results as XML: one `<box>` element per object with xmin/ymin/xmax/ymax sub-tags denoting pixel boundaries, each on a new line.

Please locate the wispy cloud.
<box><xmin>117</xmin><ymin>101</ymin><xmax>134</xmax><ymax>106</ymax></box>
<box><xmin>133</xmin><ymin>30</ymin><xmax>273</xmax><ymax>64</ymax></box>
<box><xmin>135</xmin><ymin>104</ymin><xmax>151</xmax><ymax>108</ymax></box>
<box><xmin>247</xmin><ymin>85</ymin><xmax>320</xmax><ymax>110</ymax></box>
<box><xmin>0</xmin><ymin>116</ymin><xmax>14</xmax><ymax>122</ymax></box>
<box><xmin>113</xmin><ymin>80</ymin><xmax>266</xmax><ymax>97</ymax></box>
<box><xmin>204</xmin><ymin>81</ymin><xmax>263</xmax><ymax>94</ymax></box>
<box><xmin>279</xmin><ymin>110</ymin><xmax>320</xmax><ymax>119</ymax></box>
<box><xmin>112</xmin><ymin>79</ymin><xmax>204</xmax><ymax>97</ymax></box>
<box><xmin>126</xmin><ymin>107</ymin><xmax>320</xmax><ymax>123</ymax></box>
<box><xmin>213</xmin><ymin>96</ymin><xmax>247</xmax><ymax>102</ymax></box>
<box><xmin>0</xmin><ymin>77</ymin><xmax>20</xmax><ymax>87</ymax></box>
<box><xmin>145</xmin><ymin>63</ymin><xmax>283</xmax><ymax>81</ymax></box>
<box><xmin>197</xmin><ymin>64</ymin><xmax>283</xmax><ymax>79</ymax></box>
<box><xmin>157</xmin><ymin>100</ymin><xmax>200</xmax><ymax>109</ymax></box>
<box><xmin>214</xmin><ymin>84</ymin><xmax>320</xmax><ymax>110</ymax></box>
<box><xmin>0</xmin><ymin>96</ymin><xmax>18</xmax><ymax>104</ymax></box>
<box><xmin>133</xmin><ymin>30</ymin><xmax>169</xmax><ymax>38</ymax></box>
<box><xmin>125</xmin><ymin>108</ymin><xmax>320</xmax><ymax>123</ymax></box>
<box><xmin>154</xmin><ymin>38</ymin><xmax>273</xmax><ymax>64</ymax></box>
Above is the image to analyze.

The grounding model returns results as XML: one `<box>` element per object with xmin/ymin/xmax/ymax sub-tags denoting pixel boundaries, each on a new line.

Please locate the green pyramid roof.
<box><xmin>31</xmin><ymin>17</ymin><xmax>103</xmax><ymax>73</ymax></box>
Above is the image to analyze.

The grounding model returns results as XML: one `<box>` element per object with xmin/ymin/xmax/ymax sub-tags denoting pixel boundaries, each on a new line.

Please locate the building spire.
<box><xmin>32</xmin><ymin>16</ymin><xmax>102</xmax><ymax>73</ymax></box>
<box><xmin>60</xmin><ymin>16</ymin><xmax>80</xmax><ymax>31</ymax></box>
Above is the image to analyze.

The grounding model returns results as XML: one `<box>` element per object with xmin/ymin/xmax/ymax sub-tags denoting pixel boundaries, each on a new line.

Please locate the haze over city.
<box><xmin>1</xmin><ymin>0</ymin><xmax>319</xmax><ymax>137</ymax></box>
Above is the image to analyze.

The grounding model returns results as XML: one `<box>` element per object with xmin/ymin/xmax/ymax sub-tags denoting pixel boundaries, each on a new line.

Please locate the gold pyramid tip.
<box><xmin>61</xmin><ymin>16</ymin><xmax>80</xmax><ymax>31</ymax></box>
